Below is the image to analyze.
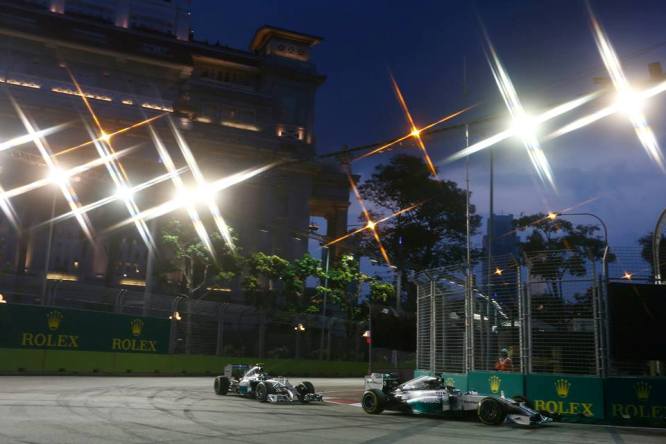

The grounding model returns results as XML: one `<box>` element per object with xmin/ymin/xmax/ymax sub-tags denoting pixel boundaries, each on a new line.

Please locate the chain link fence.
<box><xmin>415</xmin><ymin>247</ymin><xmax>663</xmax><ymax>377</ymax></box>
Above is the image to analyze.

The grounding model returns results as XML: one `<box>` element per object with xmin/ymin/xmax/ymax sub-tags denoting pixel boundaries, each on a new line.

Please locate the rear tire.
<box><xmin>478</xmin><ymin>397</ymin><xmax>507</xmax><ymax>425</ymax></box>
<box><xmin>214</xmin><ymin>376</ymin><xmax>230</xmax><ymax>395</ymax></box>
<box><xmin>361</xmin><ymin>389</ymin><xmax>385</xmax><ymax>414</ymax></box>
<box><xmin>255</xmin><ymin>382</ymin><xmax>274</xmax><ymax>402</ymax></box>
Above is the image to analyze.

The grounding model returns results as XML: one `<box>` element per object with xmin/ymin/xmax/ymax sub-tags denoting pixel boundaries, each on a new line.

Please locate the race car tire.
<box><xmin>255</xmin><ymin>382</ymin><xmax>274</xmax><ymax>402</ymax></box>
<box><xmin>296</xmin><ymin>381</ymin><xmax>316</xmax><ymax>403</ymax></box>
<box><xmin>477</xmin><ymin>397</ymin><xmax>507</xmax><ymax>425</ymax></box>
<box><xmin>361</xmin><ymin>389</ymin><xmax>385</xmax><ymax>414</ymax></box>
<box><xmin>214</xmin><ymin>376</ymin><xmax>230</xmax><ymax>395</ymax></box>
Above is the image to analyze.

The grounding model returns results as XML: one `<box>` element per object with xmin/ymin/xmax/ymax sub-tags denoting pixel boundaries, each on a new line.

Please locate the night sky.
<box><xmin>191</xmin><ymin>0</ymin><xmax>666</xmax><ymax>252</ymax></box>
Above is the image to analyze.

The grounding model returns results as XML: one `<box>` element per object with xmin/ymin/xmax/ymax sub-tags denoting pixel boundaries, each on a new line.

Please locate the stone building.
<box><xmin>0</xmin><ymin>1</ymin><xmax>349</xmax><ymax>291</ymax></box>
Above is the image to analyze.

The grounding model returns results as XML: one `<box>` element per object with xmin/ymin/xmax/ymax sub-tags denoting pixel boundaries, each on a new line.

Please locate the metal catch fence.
<box><xmin>415</xmin><ymin>247</ymin><xmax>663</xmax><ymax>377</ymax></box>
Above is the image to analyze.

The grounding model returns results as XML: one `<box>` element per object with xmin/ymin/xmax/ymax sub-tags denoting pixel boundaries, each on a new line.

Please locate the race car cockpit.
<box><xmin>399</xmin><ymin>376</ymin><xmax>443</xmax><ymax>391</ymax></box>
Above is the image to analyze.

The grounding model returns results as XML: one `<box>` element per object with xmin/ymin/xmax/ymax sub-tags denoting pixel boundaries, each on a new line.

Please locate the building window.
<box><xmin>197</xmin><ymin>65</ymin><xmax>254</xmax><ymax>88</ymax></box>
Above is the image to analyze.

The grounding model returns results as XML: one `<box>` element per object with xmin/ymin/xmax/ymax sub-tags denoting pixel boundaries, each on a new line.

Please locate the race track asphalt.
<box><xmin>0</xmin><ymin>376</ymin><xmax>665</xmax><ymax>444</ymax></box>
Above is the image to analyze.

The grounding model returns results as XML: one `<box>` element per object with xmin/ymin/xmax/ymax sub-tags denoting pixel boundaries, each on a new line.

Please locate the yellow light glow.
<box><xmin>366</xmin><ymin>220</ymin><xmax>376</xmax><ymax>230</ymax></box>
<box><xmin>46</xmin><ymin>272</ymin><xmax>78</xmax><ymax>282</ymax></box>
<box><xmin>622</xmin><ymin>271</ymin><xmax>633</xmax><ymax>280</ymax></box>
<box><xmin>547</xmin><ymin>212</ymin><xmax>558</xmax><ymax>220</ymax></box>
<box><xmin>510</xmin><ymin>114</ymin><xmax>538</xmax><ymax>140</ymax></box>
<box><xmin>169</xmin><ymin>311</ymin><xmax>182</xmax><ymax>321</ymax></box>
<box><xmin>494</xmin><ymin>267</ymin><xmax>503</xmax><ymax>276</ymax></box>
<box><xmin>0</xmin><ymin>294</ymin><xmax>6</xmax><ymax>304</ymax></box>
<box><xmin>410</xmin><ymin>128</ymin><xmax>421</xmax><ymax>138</ymax></box>
<box><xmin>100</xmin><ymin>131</ymin><xmax>111</xmax><ymax>143</ymax></box>
<box><xmin>119</xmin><ymin>278</ymin><xmax>146</xmax><ymax>287</ymax></box>
<box><xmin>47</xmin><ymin>167</ymin><xmax>69</xmax><ymax>187</ymax></box>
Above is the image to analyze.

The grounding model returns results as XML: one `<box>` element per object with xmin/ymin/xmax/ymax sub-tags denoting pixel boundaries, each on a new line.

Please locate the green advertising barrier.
<box><xmin>414</xmin><ymin>369</ymin><xmax>433</xmax><ymax>377</ymax></box>
<box><xmin>468</xmin><ymin>371</ymin><xmax>525</xmax><ymax>398</ymax></box>
<box><xmin>526</xmin><ymin>374</ymin><xmax>604</xmax><ymax>422</ymax></box>
<box><xmin>0</xmin><ymin>303</ymin><xmax>170</xmax><ymax>353</ymax></box>
<box><xmin>0</xmin><ymin>347</ymin><xmax>368</xmax><ymax>376</ymax></box>
<box><xmin>440</xmin><ymin>372</ymin><xmax>468</xmax><ymax>391</ymax></box>
<box><xmin>605</xmin><ymin>377</ymin><xmax>666</xmax><ymax>427</ymax></box>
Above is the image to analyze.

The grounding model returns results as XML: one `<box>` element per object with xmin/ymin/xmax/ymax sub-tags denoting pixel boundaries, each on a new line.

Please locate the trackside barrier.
<box><xmin>416</xmin><ymin>369</ymin><xmax>666</xmax><ymax>427</ymax></box>
<box><xmin>605</xmin><ymin>377</ymin><xmax>666</xmax><ymax>427</ymax></box>
<box><xmin>0</xmin><ymin>348</ymin><xmax>367</xmax><ymax>377</ymax></box>
<box><xmin>526</xmin><ymin>374</ymin><xmax>604</xmax><ymax>422</ymax></box>
<box><xmin>468</xmin><ymin>371</ymin><xmax>525</xmax><ymax>398</ymax></box>
<box><xmin>440</xmin><ymin>372</ymin><xmax>468</xmax><ymax>391</ymax></box>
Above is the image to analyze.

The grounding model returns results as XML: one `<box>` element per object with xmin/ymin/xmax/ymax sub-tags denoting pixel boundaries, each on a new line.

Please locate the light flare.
<box><xmin>102</xmin><ymin>162</ymin><xmax>279</xmax><ymax>235</ymax></box>
<box><xmin>484</xmin><ymin>33</ymin><xmax>555</xmax><ymax>188</ymax></box>
<box><xmin>0</xmin><ymin>146</ymin><xmax>135</xmax><ymax>200</ymax></box>
<box><xmin>588</xmin><ymin>8</ymin><xmax>664</xmax><ymax>171</ymax></box>
<box><xmin>324</xmin><ymin>174</ymin><xmax>420</xmax><ymax>266</ymax></box>
<box><xmin>66</xmin><ymin>66</ymin><xmax>155</xmax><ymax>249</ymax></box>
<box><xmin>444</xmin><ymin>92</ymin><xmax>599</xmax><ymax>163</ymax></box>
<box><xmin>10</xmin><ymin>97</ymin><xmax>93</xmax><ymax>240</ymax></box>
<box><xmin>32</xmin><ymin>167</ymin><xmax>188</xmax><ymax>229</ymax></box>
<box><xmin>169</xmin><ymin>120</ymin><xmax>236</xmax><ymax>250</ymax></box>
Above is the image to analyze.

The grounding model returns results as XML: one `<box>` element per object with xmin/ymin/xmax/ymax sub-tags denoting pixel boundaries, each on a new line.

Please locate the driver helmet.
<box><xmin>423</xmin><ymin>376</ymin><xmax>442</xmax><ymax>389</ymax></box>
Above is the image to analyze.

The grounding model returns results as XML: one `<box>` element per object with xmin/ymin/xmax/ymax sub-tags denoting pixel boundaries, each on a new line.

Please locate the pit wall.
<box><xmin>0</xmin><ymin>348</ymin><xmax>367</xmax><ymax>377</ymax></box>
<box><xmin>416</xmin><ymin>369</ymin><xmax>666</xmax><ymax>428</ymax></box>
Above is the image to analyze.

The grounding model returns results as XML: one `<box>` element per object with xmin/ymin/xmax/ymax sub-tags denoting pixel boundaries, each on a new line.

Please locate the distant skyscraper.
<box><xmin>484</xmin><ymin>214</ymin><xmax>519</xmax><ymax>258</ymax></box>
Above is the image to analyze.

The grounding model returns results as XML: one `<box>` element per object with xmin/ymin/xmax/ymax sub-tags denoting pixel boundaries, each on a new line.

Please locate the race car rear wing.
<box><xmin>364</xmin><ymin>373</ymin><xmax>401</xmax><ymax>392</ymax></box>
<box><xmin>224</xmin><ymin>364</ymin><xmax>250</xmax><ymax>379</ymax></box>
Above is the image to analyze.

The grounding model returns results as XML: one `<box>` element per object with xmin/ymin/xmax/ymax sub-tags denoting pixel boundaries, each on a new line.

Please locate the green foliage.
<box><xmin>514</xmin><ymin>213</ymin><xmax>613</xmax><ymax>299</ymax></box>
<box><xmin>358</xmin><ymin>154</ymin><xmax>481</xmax><ymax>269</ymax></box>
<box><xmin>158</xmin><ymin>218</ymin><xmax>242</xmax><ymax>298</ymax></box>
<box><xmin>638</xmin><ymin>232</ymin><xmax>665</xmax><ymax>276</ymax></box>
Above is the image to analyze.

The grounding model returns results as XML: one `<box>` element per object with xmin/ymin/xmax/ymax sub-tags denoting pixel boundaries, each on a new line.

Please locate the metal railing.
<box><xmin>415</xmin><ymin>247</ymin><xmax>662</xmax><ymax>377</ymax></box>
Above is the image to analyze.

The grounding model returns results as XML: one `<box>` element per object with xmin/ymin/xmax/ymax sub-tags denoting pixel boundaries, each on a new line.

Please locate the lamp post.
<box><xmin>652</xmin><ymin>208</ymin><xmax>666</xmax><ymax>284</ymax></box>
<box><xmin>40</xmin><ymin>188</ymin><xmax>57</xmax><ymax>305</ymax></box>
<box><xmin>319</xmin><ymin>244</ymin><xmax>330</xmax><ymax>360</ymax></box>
<box><xmin>547</xmin><ymin>212</ymin><xmax>609</xmax><ymax>275</ymax></box>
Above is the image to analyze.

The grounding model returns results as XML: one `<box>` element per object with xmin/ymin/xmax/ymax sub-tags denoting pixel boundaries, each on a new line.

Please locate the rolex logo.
<box><xmin>46</xmin><ymin>311</ymin><xmax>63</xmax><ymax>331</ymax></box>
<box><xmin>445</xmin><ymin>377</ymin><xmax>455</xmax><ymax>387</ymax></box>
<box><xmin>555</xmin><ymin>379</ymin><xmax>571</xmax><ymax>398</ymax></box>
<box><xmin>489</xmin><ymin>375</ymin><xmax>501</xmax><ymax>394</ymax></box>
<box><xmin>130</xmin><ymin>319</ymin><xmax>144</xmax><ymax>337</ymax></box>
<box><xmin>634</xmin><ymin>381</ymin><xmax>651</xmax><ymax>401</ymax></box>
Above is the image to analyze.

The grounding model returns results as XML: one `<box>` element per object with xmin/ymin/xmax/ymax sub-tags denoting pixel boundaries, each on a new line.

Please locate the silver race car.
<box><xmin>362</xmin><ymin>373</ymin><xmax>551</xmax><ymax>426</ymax></box>
<box><xmin>213</xmin><ymin>364</ymin><xmax>323</xmax><ymax>403</ymax></box>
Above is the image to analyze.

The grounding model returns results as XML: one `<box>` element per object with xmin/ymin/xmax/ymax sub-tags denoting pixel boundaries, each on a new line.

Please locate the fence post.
<box><xmin>416</xmin><ymin>279</ymin><xmax>421</xmax><ymax>369</ymax></box>
<box><xmin>464</xmin><ymin>267</ymin><xmax>472</xmax><ymax>372</ymax></box>
<box><xmin>216</xmin><ymin>304</ymin><xmax>225</xmax><ymax>356</ymax></box>
<box><xmin>516</xmin><ymin>261</ymin><xmax>525</xmax><ymax>374</ymax></box>
<box><xmin>591</xmin><ymin>254</ymin><xmax>602</xmax><ymax>376</ymax></box>
<box><xmin>524</xmin><ymin>255</ymin><xmax>533</xmax><ymax>374</ymax></box>
<box><xmin>429</xmin><ymin>277</ymin><xmax>436</xmax><ymax>374</ymax></box>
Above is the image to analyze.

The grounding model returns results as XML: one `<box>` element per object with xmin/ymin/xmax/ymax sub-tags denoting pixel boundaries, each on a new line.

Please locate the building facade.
<box><xmin>0</xmin><ymin>1</ymin><xmax>349</xmax><ymax>292</ymax></box>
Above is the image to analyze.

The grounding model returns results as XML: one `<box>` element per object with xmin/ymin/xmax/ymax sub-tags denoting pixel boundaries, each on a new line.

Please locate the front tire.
<box><xmin>296</xmin><ymin>381</ymin><xmax>316</xmax><ymax>403</ymax></box>
<box><xmin>362</xmin><ymin>389</ymin><xmax>385</xmax><ymax>414</ymax></box>
<box><xmin>214</xmin><ymin>376</ymin><xmax>230</xmax><ymax>395</ymax></box>
<box><xmin>255</xmin><ymin>382</ymin><xmax>274</xmax><ymax>402</ymax></box>
<box><xmin>478</xmin><ymin>397</ymin><xmax>507</xmax><ymax>425</ymax></box>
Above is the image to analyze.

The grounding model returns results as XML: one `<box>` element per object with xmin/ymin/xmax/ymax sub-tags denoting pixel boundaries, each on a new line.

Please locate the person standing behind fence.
<box><xmin>495</xmin><ymin>348</ymin><xmax>513</xmax><ymax>371</ymax></box>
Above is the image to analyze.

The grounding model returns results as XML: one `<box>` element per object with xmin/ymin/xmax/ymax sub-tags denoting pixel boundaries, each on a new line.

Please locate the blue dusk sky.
<box><xmin>192</xmin><ymin>0</ymin><xmax>666</xmax><ymax>256</ymax></box>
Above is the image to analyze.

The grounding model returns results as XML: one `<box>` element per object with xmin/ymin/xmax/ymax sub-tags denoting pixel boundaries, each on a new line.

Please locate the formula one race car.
<box><xmin>362</xmin><ymin>373</ymin><xmax>551</xmax><ymax>426</ymax></box>
<box><xmin>213</xmin><ymin>364</ymin><xmax>323</xmax><ymax>403</ymax></box>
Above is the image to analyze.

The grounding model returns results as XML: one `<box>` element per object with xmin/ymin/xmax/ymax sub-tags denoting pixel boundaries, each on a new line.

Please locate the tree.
<box><xmin>158</xmin><ymin>217</ymin><xmax>242</xmax><ymax>353</ymax></box>
<box><xmin>638</xmin><ymin>232</ymin><xmax>666</xmax><ymax>278</ymax></box>
<box><xmin>357</xmin><ymin>154</ymin><xmax>480</xmax><ymax>310</ymax></box>
<box><xmin>514</xmin><ymin>213</ymin><xmax>612</xmax><ymax>300</ymax></box>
